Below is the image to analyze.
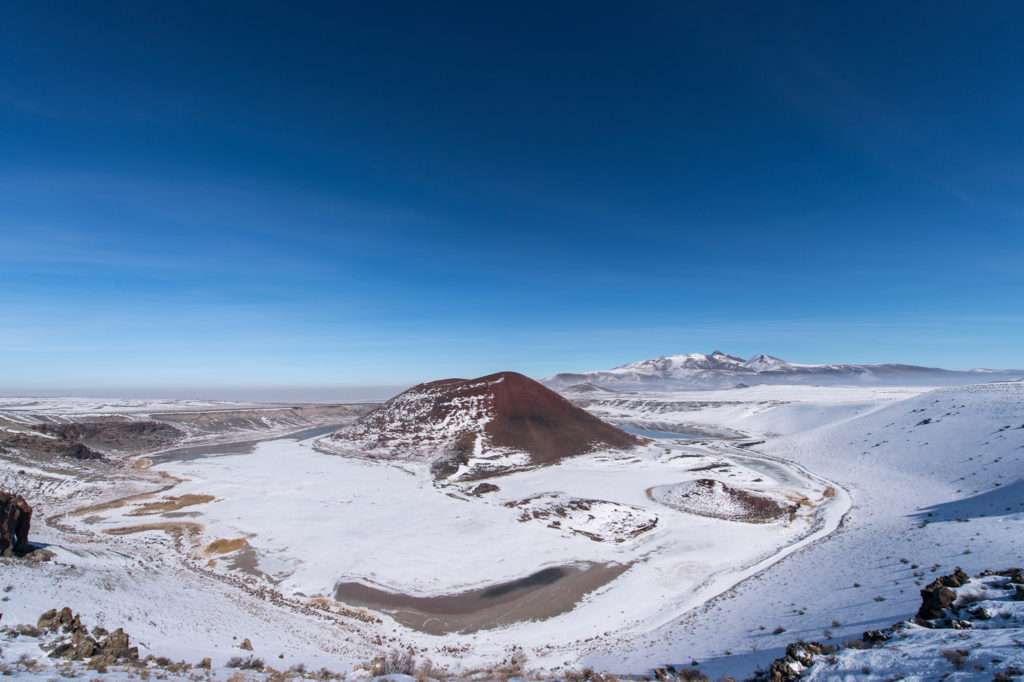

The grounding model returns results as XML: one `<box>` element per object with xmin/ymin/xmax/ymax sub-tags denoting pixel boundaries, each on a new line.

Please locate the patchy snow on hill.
<box><xmin>584</xmin><ymin>381</ymin><xmax>1024</xmax><ymax>680</ymax></box>
<box><xmin>545</xmin><ymin>350</ymin><xmax>1024</xmax><ymax>390</ymax></box>
<box><xmin>503</xmin><ymin>492</ymin><xmax>659</xmax><ymax>543</ymax></box>
<box><xmin>318</xmin><ymin>371</ymin><xmax>638</xmax><ymax>477</ymax></box>
<box><xmin>650</xmin><ymin>479</ymin><xmax>790</xmax><ymax>523</ymax></box>
<box><xmin>800</xmin><ymin>569</ymin><xmax>1024</xmax><ymax>681</ymax></box>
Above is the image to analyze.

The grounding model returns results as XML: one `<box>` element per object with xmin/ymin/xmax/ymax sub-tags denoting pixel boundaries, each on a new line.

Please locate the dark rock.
<box><xmin>70</xmin><ymin>631</ymin><xmax>98</xmax><ymax>659</ymax></box>
<box><xmin>0</xmin><ymin>491</ymin><xmax>32</xmax><ymax>556</ymax></box>
<box><xmin>917</xmin><ymin>574</ymin><xmax>959</xmax><ymax>620</ymax></box>
<box><xmin>753</xmin><ymin>641</ymin><xmax>829</xmax><ymax>681</ymax></box>
<box><xmin>15</xmin><ymin>624</ymin><xmax>41</xmax><ymax>637</ymax></box>
<box><xmin>101</xmin><ymin>627</ymin><xmax>139</xmax><ymax>661</ymax></box>
<box><xmin>862</xmin><ymin>628</ymin><xmax>892</xmax><ymax>644</ymax></box>
<box><xmin>469</xmin><ymin>482</ymin><xmax>500</xmax><ymax>496</ymax></box>
<box><xmin>37</xmin><ymin>608</ymin><xmax>60</xmax><ymax>631</ymax></box>
<box><xmin>37</xmin><ymin>420</ymin><xmax>182</xmax><ymax>455</ymax></box>
<box><xmin>0</xmin><ymin>432</ymin><xmax>104</xmax><ymax>461</ymax></box>
<box><xmin>37</xmin><ymin>608</ymin><xmax>139</xmax><ymax>664</ymax></box>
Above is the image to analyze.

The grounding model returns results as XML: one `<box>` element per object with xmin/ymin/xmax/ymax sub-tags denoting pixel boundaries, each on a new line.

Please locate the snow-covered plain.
<box><xmin>2</xmin><ymin>381</ymin><xmax>1021</xmax><ymax>679</ymax></box>
<box><xmin>61</xmin><ymin>430</ymin><xmax>839</xmax><ymax>669</ymax></box>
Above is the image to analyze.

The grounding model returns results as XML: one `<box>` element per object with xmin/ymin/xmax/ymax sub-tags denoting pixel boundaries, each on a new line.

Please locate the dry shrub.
<box><xmin>941</xmin><ymin>648</ymin><xmax>969</xmax><ymax>670</ymax></box>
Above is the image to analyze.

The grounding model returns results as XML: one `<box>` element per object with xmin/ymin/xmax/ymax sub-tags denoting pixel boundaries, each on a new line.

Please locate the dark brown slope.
<box><xmin>330</xmin><ymin>371</ymin><xmax>640</xmax><ymax>471</ymax></box>
<box><xmin>476</xmin><ymin>371</ymin><xmax>638</xmax><ymax>464</ymax></box>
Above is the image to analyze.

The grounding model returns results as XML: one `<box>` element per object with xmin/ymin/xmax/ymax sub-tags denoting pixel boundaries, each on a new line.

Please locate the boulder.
<box><xmin>916</xmin><ymin>568</ymin><xmax>970</xmax><ymax>621</ymax></box>
<box><xmin>862</xmin><ymin>628</ymin><xmax>893</xmax><ymax>644</ymax></box>
<box><xmin>754</xmin><ymin>641</ymin><xmax>829</xmax><ymax>681</ymax></box>
<box><xmin>469</xmin><ymin>482</ymin><xmax>500</xmax><ymax>496</ymax></box>
<box><xmin>917</xmin><ymin>579</ymin><xmax>957</xmax><ymax>620</ymax></box>
<box><xmin>0</xmin><ymin>491</ymin><xmax>32</xmax><ymax>556</ymax></box>
<box><xmin>101</xmin><ymin>627</ymin><xmax>139</xmax><ymax>661</ymax></box>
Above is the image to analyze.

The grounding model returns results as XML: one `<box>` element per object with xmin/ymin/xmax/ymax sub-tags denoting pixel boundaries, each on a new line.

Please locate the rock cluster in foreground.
<box><xmin>0</xmin><ymin>490</ymin><xmax>32</xmax><ymax>556</ymax></box>
<box><xmin>754</xmin><ymin>566</ymin><xmax>1024</xmax><ymax>681</ymax></box>
<box><xmin>36</xmin><ymin>607</ymin><xmax>140</xmax><ymax>666</ymax></box>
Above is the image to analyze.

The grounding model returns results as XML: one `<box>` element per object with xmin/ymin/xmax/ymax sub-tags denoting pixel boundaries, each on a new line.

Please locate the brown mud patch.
<box><xmin>69</xmin><ymin>472</ymin><xmax>182</xmax><ymax>517</ymax></box>
<box><xmin>105</xmin><ymin>521</ymin><xmax>203</xmax><ymax>539</ymax></box>
<box><xmin>205</xmin><ymin>537</ymin><xmax>250</xmax><ymax>555</ymax></box>
<box><xmin>127</xmin><ymin>494</ymin><xmax>215</xmax><ymax>516</ymax></box>
<box><xmin>334</xmin><ymin>562</ymin><xmax>630</xmax><ymax>635</ymax></box>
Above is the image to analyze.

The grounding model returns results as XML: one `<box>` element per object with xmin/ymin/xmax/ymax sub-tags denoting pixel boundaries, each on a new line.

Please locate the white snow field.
<box><xmin>583</xmin><ymin>381</ymin><xmax>1024</xmax><ymax>680</ymax></box>
<box><xmin>45</xmin><ymin>432</ymin><xmax>840</xmax><ymax>669</ymax></box>
<box><xmin>1</xmin><ymin>381</ymin><xmax>1021</xmax><ymax>679</ymax></box>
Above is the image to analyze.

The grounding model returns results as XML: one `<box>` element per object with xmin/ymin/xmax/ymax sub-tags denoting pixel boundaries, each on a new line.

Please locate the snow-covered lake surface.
<box><xmin>74</xmin><ymin>427</ymin><xmax>841</xmax><ymax>653</ymax></box>
<box><xmin>3</xmin><ymin>381</ymin><xmax>1022</xmax><ymax>679</ymax></box>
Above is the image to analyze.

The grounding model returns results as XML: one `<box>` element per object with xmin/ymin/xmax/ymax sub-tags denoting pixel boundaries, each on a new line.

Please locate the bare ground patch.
<box><xmin>127</xmin><ymin>494</ymin><xmax>215</xmax><ymax>516</ymax></box>
<box><xmin>205</xmin><ymin>537</ymin><xmax>250</xmax><ymax>555</ymax></box>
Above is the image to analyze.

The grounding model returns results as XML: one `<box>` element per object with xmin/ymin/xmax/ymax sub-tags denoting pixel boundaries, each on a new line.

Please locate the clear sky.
<box><xmin>2</xmin><ymin>2</ymin><xmax>1022</xmax><ymax>395</ymax></box>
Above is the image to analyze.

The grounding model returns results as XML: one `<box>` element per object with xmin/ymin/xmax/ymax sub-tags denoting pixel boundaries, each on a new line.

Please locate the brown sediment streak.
<box><xmin>334</xmin><ymin>562</ymin><xmax>630</xmax><ymax>635</ymax></box>
<box><xmin>127</xmin><ymin>494</ymin><xmax>215</xmax><ymax>516</ymax></box>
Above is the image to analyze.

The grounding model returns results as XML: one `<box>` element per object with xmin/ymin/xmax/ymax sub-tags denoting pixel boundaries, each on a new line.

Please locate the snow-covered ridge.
<box><xmin>546</xmin><ymin>350</ymin><xmax>1024</xmax><ymax>390</ymax></box>
<box><xmin>767</xmin><ymin>568</ymin><xmax>1024</xmax><ymax>681</ymax></box>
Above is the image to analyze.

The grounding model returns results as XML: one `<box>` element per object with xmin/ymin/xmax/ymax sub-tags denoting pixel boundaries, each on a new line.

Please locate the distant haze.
<box><xmin>0</xmin><ymin>385</ymin><xmax>407</xmax><ymax>404</ymax></box>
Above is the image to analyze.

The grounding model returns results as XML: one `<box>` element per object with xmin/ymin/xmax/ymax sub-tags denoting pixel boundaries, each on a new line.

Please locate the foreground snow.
<box><xmin>800</xmin><ymin>570</ymin><xmax>1024</xmax><ymax>681</ymax></box>
<box><xmin>60</xmin><ymin>431</ymin><xmax>839</xmax><ymax>668</ymax></box>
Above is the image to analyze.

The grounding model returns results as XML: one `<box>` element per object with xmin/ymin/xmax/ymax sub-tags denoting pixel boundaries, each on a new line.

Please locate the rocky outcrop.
<box><xmin>37</xmin><ymin>421</ymin><xmax>182</xmax><ymax>455</ymax></box>
<box><xmin>754</xmin><ymin>567</ymin><xmax>1023</xmax><ymax>681</ymax></box>
<box><xmin>916</xmin><ymin>567</ymin><xmax>970</xmax><ymax>621</ymax></box>
<box><xmin>0</xmin><ymin>431</ymin><xmax>104</xmax><ymax>461</ymax></box>
<box><xmin>37</xmin><ymin>607</ymin><xmax>139</xmax><ymax>665</ymax></box>
<box><xmin>751</xmin><ymin>641</ymin><xmax>832</xmax><ymax>681</ymax></box>
<box><xmin>0</xmin><ymin>490</ymin><xmax>32</xmax><ymax>556</ymax></box>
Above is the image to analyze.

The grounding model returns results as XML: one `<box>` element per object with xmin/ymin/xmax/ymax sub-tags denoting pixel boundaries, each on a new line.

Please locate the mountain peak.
<box><xmin>744</xmin><ymin>353</ymin><xmax>790</xmax><ymax>371</ymax></box>
<box><xmin>545</xmin><ymin>352</ymin><xmax>1023</xmax><ymax>390</ymax></box>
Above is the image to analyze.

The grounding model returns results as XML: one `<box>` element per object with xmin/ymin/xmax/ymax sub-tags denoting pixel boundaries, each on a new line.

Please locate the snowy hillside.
<box><xmin>583</xmin><ymin>380</ymin><xmax>1024</xmax><ymax>679</ymax></box>
<box><xmin>545</xmin><ymin>350</ymin><xmax>1023</xmax><ymax>390</ymax></box>
<box><xmin>797</xmin><ymin>568</ymin><xmax>1024</xmax><ymax>681</ymax></box>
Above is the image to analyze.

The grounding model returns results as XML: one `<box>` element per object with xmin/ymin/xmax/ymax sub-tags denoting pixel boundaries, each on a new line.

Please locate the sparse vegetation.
<box><xmin>941</xmin><ymin>648</ymin><xmax>968</xmax><ymax>670</ymax></box>
<box><xmin>226</xmin><ymin>655</ymin><xmax>265</xmax><ymax>670</ymax></box>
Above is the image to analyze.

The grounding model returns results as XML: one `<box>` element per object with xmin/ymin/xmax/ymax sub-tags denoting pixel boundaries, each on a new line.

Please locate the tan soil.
<box><xmin>205</xmin><ymin>537</ymin><xmax>249</xmax><ymax>555</ymax></box>
<box><xmin>127</xmin><ymin>494</ymin><xmax>215</xmax><ymax>516</ymax></box>
<box><xmin>69</xmin><ymin>472</ymin><xmax>182</xmax><ymax>517</ymax></box>
<box><xmin>105</xmin><ymin>521</ymin><xmax>203</xmax><ymax>538</ymax></box>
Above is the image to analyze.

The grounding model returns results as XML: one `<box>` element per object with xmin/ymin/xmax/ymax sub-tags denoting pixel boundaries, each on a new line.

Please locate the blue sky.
<box><xmin>2</xmin><ymin>2</ymin><xmax>1022</xmax><ymax>394</ymax></box>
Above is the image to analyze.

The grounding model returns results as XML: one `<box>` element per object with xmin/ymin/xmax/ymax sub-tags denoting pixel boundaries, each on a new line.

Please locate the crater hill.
<box><xmin>317</xmin><ymin>371</ymin><xmax>640</xmax><ymax>479</ymax></box>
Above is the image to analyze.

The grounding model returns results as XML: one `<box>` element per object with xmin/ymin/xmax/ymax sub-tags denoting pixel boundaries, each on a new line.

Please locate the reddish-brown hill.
<box><xmin>323</xmin><ymin>371</ymin><xmax>640</xmax><ymax>477</ymax></box>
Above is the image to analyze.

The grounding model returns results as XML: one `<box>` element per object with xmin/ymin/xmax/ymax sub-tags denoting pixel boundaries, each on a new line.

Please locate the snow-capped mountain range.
<box><xmin>544</xmin><ymin>350</ymin><xmax>1024</xmax><ymax>391</ymax></box>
